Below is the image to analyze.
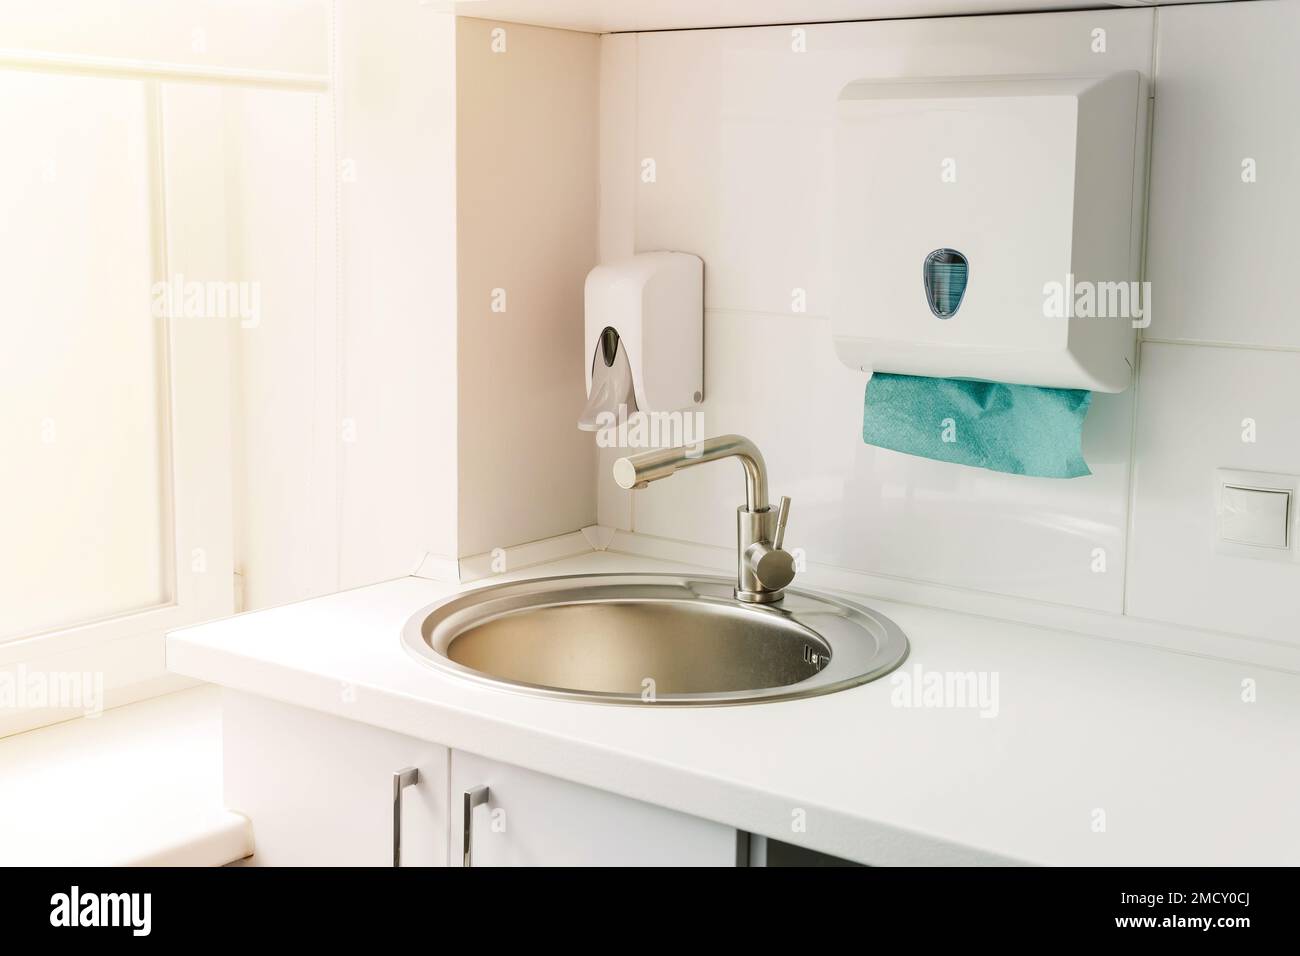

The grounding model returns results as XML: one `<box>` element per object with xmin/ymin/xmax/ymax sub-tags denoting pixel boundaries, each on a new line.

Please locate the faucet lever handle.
<box><xmin>772</xmin><ymin>496</ymin><xmax>791</xmax><ymax>551</ymax></box>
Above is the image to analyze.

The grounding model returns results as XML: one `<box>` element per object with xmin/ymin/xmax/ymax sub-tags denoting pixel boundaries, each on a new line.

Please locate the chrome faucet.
<box><xmin>612</xmin><ymin>435</ymin><xmax>795</xmax><ymax>604</ymax></box>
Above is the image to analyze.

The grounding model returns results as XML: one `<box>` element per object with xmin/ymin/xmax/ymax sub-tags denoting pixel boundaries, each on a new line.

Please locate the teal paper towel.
<box><xmin>862</xmin><ymin>373</ymin><xmax>1092</xmax><ymax>479</ymax></box>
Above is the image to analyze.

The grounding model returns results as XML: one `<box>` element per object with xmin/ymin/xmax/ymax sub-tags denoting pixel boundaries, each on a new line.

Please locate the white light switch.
<box><xmin>1220</xmin><ymin>485</ymin><xmax>1289</xmax><ymax>548</ymax></box>
<box><xmin>1214</xmin><ymin>469</ymin><xmax>1299</xmax><ymax>561</ymax></box>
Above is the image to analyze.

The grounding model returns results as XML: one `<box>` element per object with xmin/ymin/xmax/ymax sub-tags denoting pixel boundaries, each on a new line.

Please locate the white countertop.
<box><xmin>167</xmin><ymin>551</ymin><xmax>1300</xmax><ymax>866</ymax></box>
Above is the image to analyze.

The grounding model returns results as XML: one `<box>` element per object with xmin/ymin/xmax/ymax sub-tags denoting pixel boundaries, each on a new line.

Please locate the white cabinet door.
<box><xmin>450</xmin><ymin>749</ymin><xmax>740</xmax><ymax>866</ymax></box>
<box><xmin>223</xmin><ymin>690</ymin><xmax>449</xmax><ymax>866</ymax></box>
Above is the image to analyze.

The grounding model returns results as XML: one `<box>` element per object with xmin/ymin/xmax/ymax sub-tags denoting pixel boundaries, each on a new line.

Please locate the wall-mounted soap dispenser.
<box><xmin>579</xmin><ymin>251</ymin><xmax>704</xmax><ymax>430</ymax></box>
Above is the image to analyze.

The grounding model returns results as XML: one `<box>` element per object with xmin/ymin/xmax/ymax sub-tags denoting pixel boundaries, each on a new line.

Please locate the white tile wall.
<box><xmin>634</xmin><ymin>11</ymin><xmax>1155</xmax><ymax>318</ymax></box>
<box><xmin>1123</xmin><ymin>0</ymin><xmax>1300</xmax><ymax>645</ymax></box>
<box><xmin>1127</xmin><ymin>342</ymin><xmax>1300</xmax><ymax>640</ymax></box>
<box><xmin>598</xmin><ymin>32</ymin><xmax>637</xmax><ymax>264</ymax></box>
<box><xmin>592</xmin><ymin>2</ymin><xmax>1300</xmax><ymax>656</ymax></box>
<box><xmin>630</xmin><ymin>311</ymin><xmax>1132</xmax><ymax>609</ymax></box>
<box><xmin>1146</xmin><ymin>0</ymin><xmax>1300</xmax><ymax>348</ymax></box>
<box><xmin>601</xmin><ymin>9</ymin><xmax>1155</xmax><ymax>612</ymax></box>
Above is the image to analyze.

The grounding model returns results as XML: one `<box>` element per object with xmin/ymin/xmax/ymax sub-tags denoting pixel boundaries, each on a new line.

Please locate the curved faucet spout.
<box><xmin>612</xmin><ymin>434</ymin><xmax>793</xmax><ymax>604</ymax></box>
<box><xmin>612</xmin><ymin>434</ymin><xmax>769</xmax><ymax>512</ymax></box>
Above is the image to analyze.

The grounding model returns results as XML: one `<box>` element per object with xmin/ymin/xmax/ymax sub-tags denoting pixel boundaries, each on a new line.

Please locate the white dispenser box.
<box><xmin>579</xmin><ymin>252</ymin><xmax>703</xmax><ymax>430</ymax></box>
<box><xmin>833</xmin><ymin>72</ymin><xmax>1144</xmax><ymax>392</ymax></box>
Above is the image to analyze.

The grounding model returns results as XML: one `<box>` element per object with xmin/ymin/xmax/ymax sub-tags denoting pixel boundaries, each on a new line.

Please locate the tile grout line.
<box><xmin>1119</xmin><ymin>14</ymin><xmax>1160</xmax><ymax>618</ymax></box>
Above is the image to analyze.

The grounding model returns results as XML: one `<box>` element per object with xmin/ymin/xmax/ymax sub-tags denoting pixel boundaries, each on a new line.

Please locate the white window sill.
<box><xmin>0</xmin><ymin>685</ymin><xmax>251</xmax><ymax>866</ymax></box>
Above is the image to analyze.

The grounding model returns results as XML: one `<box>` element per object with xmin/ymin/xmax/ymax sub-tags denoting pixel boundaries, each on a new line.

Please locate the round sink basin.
<box><xmin>401</xmin><ymin>573</ymin><xmax>908</xmax><ymax>705</ymax></box>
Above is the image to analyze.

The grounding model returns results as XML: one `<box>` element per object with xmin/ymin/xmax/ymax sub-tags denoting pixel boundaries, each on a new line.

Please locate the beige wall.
<box><xmin>455</xmin><ymin>18</ymin><xmax>599</xmax><ymax>557</ymax></box>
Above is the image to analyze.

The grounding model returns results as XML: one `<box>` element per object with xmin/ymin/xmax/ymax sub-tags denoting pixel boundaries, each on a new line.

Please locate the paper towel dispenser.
<box><xmin>579</xmin><ymin>251</ymin><xmax>703</xmax><ymax>430</ymax></box>
<box><xmin>832</xmin><ymin>72</ymin><xmax>1145</xmax><ymax>393</ymax></box>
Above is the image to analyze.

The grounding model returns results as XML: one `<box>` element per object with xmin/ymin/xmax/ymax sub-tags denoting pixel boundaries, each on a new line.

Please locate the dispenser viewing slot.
<box><xmin>579</xmin><ymin>251</ymin><xmax>704</xmax><ymax>431</ymax></box>
<box><xmin>832</xmin><ymin>72</ymin><xmax>1146</xmax><ymax>392</ymax></box>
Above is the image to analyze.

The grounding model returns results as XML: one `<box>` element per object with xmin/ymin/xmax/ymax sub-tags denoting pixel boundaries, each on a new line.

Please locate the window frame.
<box><xmin>0</xmin><ymin>75</ymin><xmax>235</xmax><ymax>737</ymax></box>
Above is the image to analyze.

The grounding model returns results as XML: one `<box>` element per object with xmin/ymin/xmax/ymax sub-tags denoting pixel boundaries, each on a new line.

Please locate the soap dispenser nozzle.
<box><xmin>578</xmin><ymin>326</ymin><xmax>638</xmax><ymax>431</ymax></box>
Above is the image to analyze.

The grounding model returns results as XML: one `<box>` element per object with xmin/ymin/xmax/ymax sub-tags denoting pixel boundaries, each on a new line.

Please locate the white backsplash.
<box><xmin>628</xmin><ymin>311</ymin><xmax>1132</xmax><ymax>610</ymax></box>
<box><xmin>1128</xmin><ymin>342</ymin><xmax>1300</xmax><ymax>642</ymax></box>
<box><xmin>594</xmin><ymin>2</ymin><xmax>1300</xmax><ymax>655</ymax></box>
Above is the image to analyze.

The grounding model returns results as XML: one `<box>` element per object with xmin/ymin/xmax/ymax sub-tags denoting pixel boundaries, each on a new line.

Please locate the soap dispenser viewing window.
<box><xmin>922</xmin><ymin>248</ymin><xmax>968</xmax><ymax>319</ymax></box>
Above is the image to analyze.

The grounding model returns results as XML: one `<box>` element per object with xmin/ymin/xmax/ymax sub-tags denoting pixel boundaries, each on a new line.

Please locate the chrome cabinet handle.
<box><xmin>392</xmin><ymin>766</ymin><xmax>420</xmax><ymax>867</ymax></box>
<box><xmin>462</xmin><ymin>785</ymin><xmax>489</xmax><ymax>867</ymax></box>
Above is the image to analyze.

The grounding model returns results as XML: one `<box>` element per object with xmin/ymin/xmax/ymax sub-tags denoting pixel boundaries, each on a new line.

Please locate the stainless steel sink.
<box><xmin>401</xmin><ymin>573</ymin><xmax>909</xmax><ymax>705</ymax></box>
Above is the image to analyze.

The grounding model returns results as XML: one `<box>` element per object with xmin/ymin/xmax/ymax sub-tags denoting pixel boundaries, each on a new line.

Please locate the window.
<box><xmin>0</xmin><ymin>71</ymin><xmax>235</xmax><ymax>735</ymax></box>
<box><xmin>0</xmin><ymin>1</ymin><xmax>329</xmax><ymax>736</ymax></box>
<box><xmin>0</xmin><ymin>70</ymin><xmax>169</xmax><ymax>641</ymax></box>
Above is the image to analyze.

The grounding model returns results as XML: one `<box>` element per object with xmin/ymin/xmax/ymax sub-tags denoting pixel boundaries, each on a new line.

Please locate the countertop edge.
<box><xmin>166</xmin><ymin>634</ymin><xmax>1023</xmax><ymax>866</ymax></box>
